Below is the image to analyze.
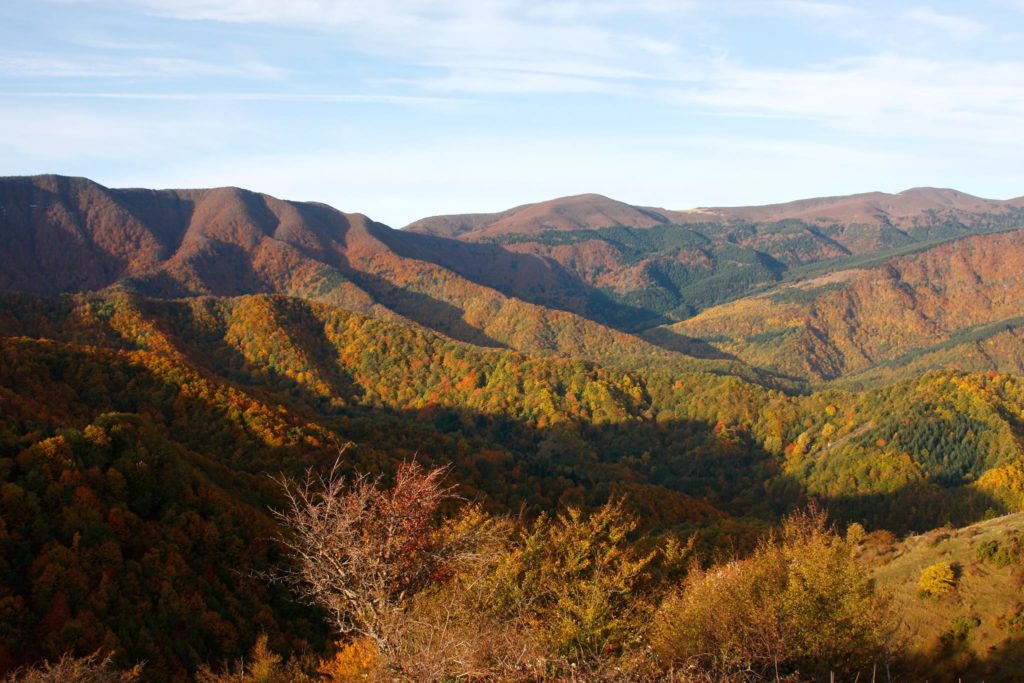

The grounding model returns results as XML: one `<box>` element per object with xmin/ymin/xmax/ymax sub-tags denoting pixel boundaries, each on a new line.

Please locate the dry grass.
<box><xmin>871</xmin><ymin>512</ymin><xmax>1024</xmax><ymax>676</ymax></box>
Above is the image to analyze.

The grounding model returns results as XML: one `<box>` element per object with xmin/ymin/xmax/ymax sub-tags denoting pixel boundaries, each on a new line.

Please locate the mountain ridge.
<box><xmin>4</xmin><ymin>174</ymin><xmax>1024</xmax><ymax>385</ymax></box>
<box><xmin>0</xmin><ymin>175</ymin><xmax>745</xmax><ymax>375</ymax></box>
<box><xmin>406</xmin><ymin>186</ymin><xmax>1020</xmax><ymax>239</ymax></box>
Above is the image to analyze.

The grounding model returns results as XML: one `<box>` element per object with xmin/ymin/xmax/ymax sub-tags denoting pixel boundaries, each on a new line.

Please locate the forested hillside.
<box><xmin>2</xmin><ymin>289</ymin><xmax>1024</xmax><ymax>678</ymax></box>
<box><xmin>2</xmin><ymin>177</ymin><xmax>1024</xmax><ymax>680</ymax></box>
<box><xmin>668</xmin><ymin>229</ymin><xmax>1024</xmax><ymax>383</ymax></box>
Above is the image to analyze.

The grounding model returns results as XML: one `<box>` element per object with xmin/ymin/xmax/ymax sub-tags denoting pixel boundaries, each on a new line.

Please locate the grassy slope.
<box><xmin>870</xmin><ymin>513</ymin><xmax>1024</xmax><ymax>680</ymax></box>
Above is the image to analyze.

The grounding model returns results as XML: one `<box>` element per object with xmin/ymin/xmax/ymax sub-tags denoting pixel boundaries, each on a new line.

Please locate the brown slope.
<box><xmin>0</xmin><ymin>175</ymin><xmax>716</xmax><ymax>369</ymax></box>
<box><xmin>0</xmin><ymin>176</ymin><xmax>392</xmax><ymax>318</ymax></box>
<box><xmin>0</xmin><ymin>175</ymin><xmax>167</xmax><ymax>294</ymax></box>
<box><xmin>671</xmin><ymin>229</ymin><xmax>1024</xmax><ymax>381</ymax></box>
<box><xmin>406</xmin><ymin>193</ymin><xmax>671</xmax><ymax>240</ymax></box>
<box><xmin>802</xmin><ymin>230</ymin><xmax>1024</xmax><ymax>375</ymax></box>
<box><xmin>404</xmin><ymin>187</ymin><xmax>1024</xmax><ymax>326</ymax></box>
<box><xmin>323</xmin><ymin>215</ymin><xmax>717</xmax><ymax>367</ymax></box>
<box><xmin>409</xmin><ymin>187</ymin><xmax>1019</xmax><ymax>239</ymax></box>
<box><xmin>669</xmin><ymin>187</ymin><xmax>1007</xmax><ymax>227</ymax></box>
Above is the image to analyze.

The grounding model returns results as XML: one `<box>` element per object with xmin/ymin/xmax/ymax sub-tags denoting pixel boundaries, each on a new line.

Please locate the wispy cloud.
<box><xmin>29</xmin><ymin>1</ymin><xmax>1024</xmax><ymax>145</ymax></box>
<box><xmin>420</xmin><ymin>70</ymin><xmax>613</xmax><ymax>95</ymax></box>
<box><xmin>904</xmin><ymin>6</ymin><xmax>986</xmax><ymax>41</ymax></box>
<box><xmin>10</xmin><ymin>0</ymin><xmax>1023</xmax><ymax>220</ymax></box>
<box><xmin>0</xmin><ymin>51</ymin><xmax>284</xmax><ymax>79</ymax></box>
<box><xmin>0</xmin><ymin>91</ymin><xmax>460</xmax><ymax>104</ymax></box>
<box><xmin>765</xmin><ymin>1</ymin><xmax>858</xmax><ymax>20</ymax></box>
<box><xmin>64</xmin><ymin>33</ymin><xmax>181</xmax><ymax>52</ymax></box>
<box><xmin>664</xmin><ymin>54</ymin><xmax>1024</xmax><ymax>146</ymax></box>
<box><xmin>0</xmin><ymin>104</ymin><xmax>239</xmax><ymax>160</ymax></box>
<box><xmin>85</xmin><ymin>0</ymin><xmax>694</xmax><ymax>92</ymax></box>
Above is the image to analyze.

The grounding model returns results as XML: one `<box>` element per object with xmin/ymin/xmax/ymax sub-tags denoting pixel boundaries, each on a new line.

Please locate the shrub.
<box><xmin>318</xmin><ymin>638</ymin><xmax>381</xmax><ymax>682</ymax></box>
<box><xmin>483</xmin><ymin>500</ymin><xmax>655</xmax><ymax>670</ymax></box>
<box><xmin>845</xmin><ymin>521</ymin><xmax>866</xmax><ymax>546</ymax></box>
<box><xmin>4</xmin><ymin>652</ymin><xmax>142</xmax><ymax>683</ymax></box>
<box><xmin>974</xmin><ymin>535</ymin><xmax>1023</xmax><ymax>568</ymax></box>
<box><xmin>272</xmin><ymin>458</ymin><xmax>495</xmax><ymax>649</ymax></box>
<box><xmin>950</xmin><ymin>615</ymin><xmax>981</xmax><ymax>641</ymax></box>
<box><xmin>648</xmin><ymin>507</ymin><xmax>894</xmax><ymax>680</ymax></box>
<box><xmin>195</xmin><ymin>635</ymin><xmax>314</xmax><ymax>683</ymax></box>
<box><xmin>975</xmin><ymin>539</ymin><xmax>1001</xmax><ymax>563</ymax></box>
<box><xmin>274</xmin><ymin>457</ymin><xmax>654</xmax><ymax>679</ymax></box>
<box><xmin>998</xmin><ymin>604</ymin><xmax>1024</xmax><ymax>633</ymax></box>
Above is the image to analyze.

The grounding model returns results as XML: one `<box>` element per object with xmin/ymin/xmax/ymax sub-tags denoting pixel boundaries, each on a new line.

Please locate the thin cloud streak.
<box><xmin>769</xmin><ymin>1</ymin><xmax>857</xmax><ymax>20</ymax></box>
<box><xmin>664</xmin><ymin>54</ymin><xmax>1024</xmax><ymax>147</ymax></box>
<box><xmin>0</xmin><ymin>52</ymin><xmax>285</xmax><ymax>79</ymax></box>
<box><xmin>0</xmin><ymin>105</ymin><xmax>241</xmax><ymax>160</ymax></box>
<box><xmin>76</xmin><ymin>0</ymin><xmax>1023</xmax><ymax>146</ymax></box>
<box><xmin>86</xmin><ymin>0</ymin><xmax>694</xmax><ymax>87</ymax></box>
<box><xmin>904</xmin><ymin>6</ymin><xmax>987</xmax><ymax>41</ymax></box>
<box><xmin>0</xmin><ymin>91</ymin><xmax>463</xmax><ymax>104</ymax></box>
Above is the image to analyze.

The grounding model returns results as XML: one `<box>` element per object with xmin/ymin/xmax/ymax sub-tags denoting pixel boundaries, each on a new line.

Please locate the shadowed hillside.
<box><xmin>0</xmin><ymin>176</ymin><xmax>739</xmax><ymax>372</ymax></box>
<box><xmin>5</xmin><ymin>175</ymin><xmax>1023</xmax><ymax>382</ymax></box>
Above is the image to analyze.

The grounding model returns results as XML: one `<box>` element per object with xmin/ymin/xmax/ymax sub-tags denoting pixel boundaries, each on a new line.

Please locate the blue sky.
<box><xmin>2</xmin><ymin>1</ymin><xmax>1023</xmax><ymax>227</ymax></box>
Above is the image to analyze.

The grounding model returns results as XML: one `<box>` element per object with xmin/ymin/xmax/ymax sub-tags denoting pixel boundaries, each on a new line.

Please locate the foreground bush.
<box><xmin>3</xmin><ymin>652</ymin><xmax>142</xmax><ymax>682</ymax></box>
<box><xmin>269</xmin><ymin>458</ymin><xmax>902</xmax><ymax>680</ymax></box>
<box><xmin>195</xmin><ymin>635</ymin><xmax>314</xmax><ymax>683</ymax></box>
<box><xmin>275</xmin><ymin>458</ymin><xmax>657</xmax><ymax>680</ymax></box>
<box><xmin>648</xmin><ymin>508</ymin><xmax>895</xmax><ymax>680</ymax></box>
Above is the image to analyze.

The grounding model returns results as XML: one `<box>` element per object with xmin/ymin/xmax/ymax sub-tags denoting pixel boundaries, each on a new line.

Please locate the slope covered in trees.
<box><xmin>2</xmin><ymin>176</ymin><xmax>1024</xmax><ymax>679</ymax></box>
<box><xmin>7</xmin><ymin>175</ymin><xmax>1024</xmax><ymax>370</ymax></box>
<box><xmin>0</xmin><ymin>176</ymin><xmax>723</xmax><ymax>369</ymax></box>
<box><xmin>670</xmin><ymin>229</ymin><xmax>1024</xmax><ymax>382</ymax></box>
<box><xmin>2</xmin><ymin>288</ymin><xmax>1024</xmax><ymax>677</ymax></box>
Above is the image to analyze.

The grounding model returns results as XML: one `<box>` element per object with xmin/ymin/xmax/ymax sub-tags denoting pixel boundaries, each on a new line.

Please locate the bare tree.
<box><xmin>270</xmin><ymin>455</ymin><xmax>491</xmax><ymax>654</ymax></box>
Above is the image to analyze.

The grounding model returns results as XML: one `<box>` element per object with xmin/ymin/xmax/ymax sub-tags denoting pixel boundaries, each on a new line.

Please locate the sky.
<box><xmin>2</xmin><ymin>1</ymin><xmax>1023</xmax><ymax>227</ymax></box>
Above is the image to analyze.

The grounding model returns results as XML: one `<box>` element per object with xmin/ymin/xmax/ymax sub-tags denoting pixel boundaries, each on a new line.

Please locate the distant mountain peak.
<box><xmin>405</xmin><ymin>193</ymin><xmax>671</xmax><ymax>239</ymax></box>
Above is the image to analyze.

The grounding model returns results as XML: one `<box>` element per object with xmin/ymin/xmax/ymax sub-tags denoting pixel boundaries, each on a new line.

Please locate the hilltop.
<box><xmin>407</xmin><ymin>185</ymin><xmax>1024</xmax><ymax>333</ymax></box>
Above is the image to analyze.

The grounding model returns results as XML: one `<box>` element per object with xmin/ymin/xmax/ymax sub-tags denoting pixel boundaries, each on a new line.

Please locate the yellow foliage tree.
<box><xmin>195</xmin><ymin>635</ymin><xmax>313</xmax><ymax>683</ymax></box>
<box><xmin>918</xmin><ymin>562</ymin><xmax>957</xmax><ymax>598</ymax></box>
<box><xmin>318</xmin><ymin>639</ymin><xmax>381</xmax><ymax>682</ymax></box>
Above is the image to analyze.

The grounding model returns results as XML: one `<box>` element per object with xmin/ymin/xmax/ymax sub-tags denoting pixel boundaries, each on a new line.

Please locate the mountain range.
<box><xmin>407</xmin><ymin>187</ymin><xmax>1024</xmax><ymax>238</ymax></box>
<box><xmin>3</xmin><ymin>175</ymin><xmax>1024</xmax><ymax>678</ymax></box>
<box><xmin>5</xmin><ymin>175</ymin><xmax>1024</xmax><ymax>385</ymax></box>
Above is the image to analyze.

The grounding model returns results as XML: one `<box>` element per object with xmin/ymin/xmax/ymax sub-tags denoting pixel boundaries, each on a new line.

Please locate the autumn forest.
<box><xmin>2</xmin><ymin>176</ymin><xmax>1024</xmax><ymax>681</ymax></box>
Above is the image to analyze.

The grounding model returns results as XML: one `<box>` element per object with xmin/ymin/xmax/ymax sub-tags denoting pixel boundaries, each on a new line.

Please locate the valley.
<box><xmin>2</xmin><ymin>175</ymin><xmax>1024</xmax><ymax>680</ymax></box>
